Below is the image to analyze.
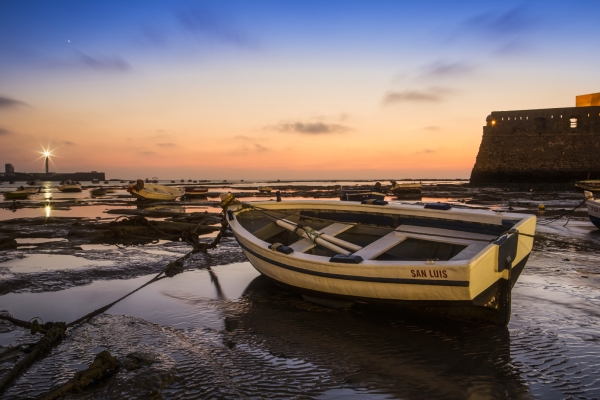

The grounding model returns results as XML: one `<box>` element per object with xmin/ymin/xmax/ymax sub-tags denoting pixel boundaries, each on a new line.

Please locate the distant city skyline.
<box><xmin>1</xmin><ymin>0</ymin><xmax>599</xmax><ymax>180</ymax></box>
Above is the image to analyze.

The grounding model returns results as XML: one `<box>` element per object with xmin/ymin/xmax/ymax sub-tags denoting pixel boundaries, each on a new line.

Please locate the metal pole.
<box><xmin>45</xmin><ymin>156</ymin><xmax>48</xmax><ymax>174</ymax></box>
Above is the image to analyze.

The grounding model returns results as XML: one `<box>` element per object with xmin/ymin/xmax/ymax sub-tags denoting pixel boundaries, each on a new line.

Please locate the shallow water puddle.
<box><xmin>0</xmin><ymin>253</ymin><xmax>114</xmax><ymax>273</ymax></box>
<box><xmin>1</xmin><ymin>262</ymin><xmax>259</xmax><ymax>329</ymax></box>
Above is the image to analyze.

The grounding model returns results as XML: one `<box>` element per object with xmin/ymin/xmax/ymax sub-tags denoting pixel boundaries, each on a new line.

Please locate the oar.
<box><xmin>275</xmin><ymin>219</ymin><xmax>362</xmax><ymax>254</ymax></box>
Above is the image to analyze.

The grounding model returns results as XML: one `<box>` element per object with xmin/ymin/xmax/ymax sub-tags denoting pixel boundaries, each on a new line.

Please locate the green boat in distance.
<box><xmin>2</xmin><ymin>190</ymin><xmax>31</xmax><ymax>200</ymax></box>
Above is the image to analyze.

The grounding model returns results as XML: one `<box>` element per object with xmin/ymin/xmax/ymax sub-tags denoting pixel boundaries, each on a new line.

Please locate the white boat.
<box><xmin>390</xmin><ymin>180</ymin><xmax>422</xmax><ymax>195</ymax></box>
<box><xmin>584</xmin><ymin>191</ymin><xmax>600</xmax><ymax>229</ymax></box>
<box><xmin>223</xmin><ymin>197</ymin><xmax>536</xmax><ymax>326</ymax></box>
<box><xmin>258</xmin><ymin>186</ymin><xmax>273</xmax><ymax>193</ymax></box>
<box><xmin>58</xmin><ymin>180</ymin><xmax>82</xmax><ymax>192</ymax></box>
<box><xmin>576</xmin><ymin>180</ymin><xmax>600</xmax><ymax>193</ymax></box>
<box><xmin>127</xmin><ymin>180</ymin><xmax>184</xmax><ymax>201</ymax></box>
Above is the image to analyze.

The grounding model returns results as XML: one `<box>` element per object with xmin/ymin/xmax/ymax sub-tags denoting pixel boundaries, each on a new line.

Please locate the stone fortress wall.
<box><xmin>470</xmin><ymin>93</ymin><xmax>600</xmax><ymax>184</ymax></box>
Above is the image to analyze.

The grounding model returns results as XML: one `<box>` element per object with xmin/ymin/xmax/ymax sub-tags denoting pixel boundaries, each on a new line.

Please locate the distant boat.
<box><xmin>258</xmin><ymin>186</ymin><xmax>273</xmax><ymax>193</ymax></box>
<box><xmin>90</xmin><ymin>187</ymin><xmax>106</xmax><ymax>196</ymax></box>
<box><xmin>104</xmin><ymin>180</ymin><xmax>109</xmax><ymax>184</ymax></box>
<box><xmin>58</xmin><ymin>180</ymin><xmax>82</xmax><ymax>192</ymax></box>
<box><xmin>184</xmin><ymin>187</ymin><xmax>209</xmax><ymax>198</ymax></box>
<box><xmin>180</xmin><ymin>179</ymin><xmax>185</xmax><ymax>183</ymax></box>
<box><xmin>584</xmin><ymin>191</ymin><xmax>600</xmax><ymax>229</ymax></box>
<box><xmin>120</xmin><ymin>181</ymin><xmax>125</xmax><ymax>184</ymax></box>
<box><xmin>340</xmin><ymin>187</ymin><xmax>386</xmax><ymax>202</ymax></box>
<box><xmin>224</xmin><ymin>197</ymin><xmax>537</xmax><ymax>326</ymax></box>
<box><xmin>26</xmin><ymin>180</ymin><xmax>41</xmax><ymax>186</ymax></box>
<box><xmin>171</xmin><ymin>180</ymin><xmax>175</xmax><ymax>183</ymax></box>
<box><xmin>576</xmin><ymin>180</ymin><xmax>600</xmax><ymax>193</ymax></box>
<box><xmin>127</xmin><ymin>180</ymin><xmax>184</xmax><ymax>201</ymax></box>
<box><xmin>389</xmin><ymin>180</ymin><xmax>422</xmax><ymax>195</ymax></box>
<box><xmin>3</xmin><ymin>189</ymin><xmax>30</xmax><ymax>200</ymax></box>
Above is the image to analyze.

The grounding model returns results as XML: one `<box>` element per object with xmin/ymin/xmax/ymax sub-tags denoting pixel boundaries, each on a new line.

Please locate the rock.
<box><xmin>0</xmin><ymin>235</ymin><xmax>17</xmax><ymax>250</ymax></box>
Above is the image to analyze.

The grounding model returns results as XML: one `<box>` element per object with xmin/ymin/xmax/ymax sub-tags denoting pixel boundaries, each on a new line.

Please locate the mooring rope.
<box><xmin>0</xmin><ymin>207</ymin><xmax>232</xmax><ymax>395</ymax></box>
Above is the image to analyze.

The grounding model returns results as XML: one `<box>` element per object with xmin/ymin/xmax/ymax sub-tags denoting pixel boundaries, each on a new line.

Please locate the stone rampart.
<box><xmin>470</xmin><ymin>106</ymin><xmax>600</xmax><ymax>184</ymax></box>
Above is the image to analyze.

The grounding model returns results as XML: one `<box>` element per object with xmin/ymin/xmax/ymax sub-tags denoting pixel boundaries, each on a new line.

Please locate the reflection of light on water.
<box><xmin>44</xmin><ymin>191</ymin><xmax>52</xmax><ymax>200</ymax></box>
<box><xmin>45</xmin><ymin>205</ymin><xmax>51</xmax><ymax>218</ymax></box>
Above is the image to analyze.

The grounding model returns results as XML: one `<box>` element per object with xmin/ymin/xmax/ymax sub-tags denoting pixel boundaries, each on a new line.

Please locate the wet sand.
<box><xmin>1</xmin><ymin>181</ymin><xmax>600</xmax><ymax>399</ymax></box>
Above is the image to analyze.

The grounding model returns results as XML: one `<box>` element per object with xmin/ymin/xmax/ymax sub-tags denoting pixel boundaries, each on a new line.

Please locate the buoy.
<box><xmin>538</xmin><ymin>204</ymin><xmax>545</xmax><ymax>211</ymax></box>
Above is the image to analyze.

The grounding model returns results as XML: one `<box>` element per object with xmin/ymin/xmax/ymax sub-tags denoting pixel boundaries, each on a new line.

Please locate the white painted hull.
<box><xmin>226</xmin><ymin>200</ymin><xmax>536</xmax><ymax>325</ymax></box>
<box><xmin>128</xmin><ymin>183</ymin><xmax>184</xmax><ymax>201</ymax></box>
<box><xmin>586</xmin><ymin>198</ymin><xmax>600</xmax><ymax>228</ymax></box>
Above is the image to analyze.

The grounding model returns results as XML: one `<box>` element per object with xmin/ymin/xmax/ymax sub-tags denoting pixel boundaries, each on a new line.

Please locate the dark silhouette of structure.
<box><xmin>470</xmin><ymin>93</ymin><xmax>600</xmax><ymax>184</ymax></box>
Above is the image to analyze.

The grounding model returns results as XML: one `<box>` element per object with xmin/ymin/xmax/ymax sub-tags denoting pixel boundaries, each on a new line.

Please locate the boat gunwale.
<box><xmin>229</xmin><ymin>200</ymin><xmax>535</xmax><ymax>275</ymax></box>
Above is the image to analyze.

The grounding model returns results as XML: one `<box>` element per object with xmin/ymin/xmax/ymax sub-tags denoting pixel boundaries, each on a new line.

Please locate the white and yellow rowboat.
<box><xmin>224</xmin><ymin>198</ymin><xmax>536</xmax><ymax>326</ymax></box>
<box><xmin>127</xmin><ymin>180</ymin><xmax>184</xmax><ymax>201</ymax></box>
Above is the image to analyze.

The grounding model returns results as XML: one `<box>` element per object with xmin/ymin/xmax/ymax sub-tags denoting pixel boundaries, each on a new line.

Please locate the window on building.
<box><xmin>570</xmin><ymin>118</ymin><xmax>577</xmax><ymax>128</ymax></box>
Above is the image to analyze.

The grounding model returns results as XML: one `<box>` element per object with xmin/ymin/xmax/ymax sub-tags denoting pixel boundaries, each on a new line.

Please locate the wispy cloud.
<box><xmin>268</xmin><ymin>121</ymin><xmax>350</xmax><ymax>135</ymax></box>
<box><xmin>78</xmin><ymin>52</ymin><xmax>132</xmax><ymax>72</ymax></box>
<box><xmin>462</xmin><ymin>6</ymin><xmax>534</xmax><ymax>38</ymax></box>
<box><xmin>420</xmin><ymin>61</ymin><xmax>474</xmax><ymax>77</ymax></box>
<box><xmin>0</xmin><ymin>96</ymin><xmax>27</xmax><ymax>109</ymax></box>
<box><xmin>138</xmin><ymin>150</ymin><xmax>158</xmax><ymax>156</ymax></box>
<box><xmin>59</xmin><ymin>140</ymin><xmax>75</xmax><ymax>146</ymax></box>
<box><xmin>177</xmin><ymin>8</ymin><xmax>256</xmax><ymax>48</ymax></box>
<box><xmin>0</xmin><ymin>127</ymin><xmax>10</xmax><ymax>135</ymax></box>
<box><xmin>414</xmin><ymin>148</ymin><xmax>436</xmax><ymax>154</ymax></box>
<box><xmin>254</xmin><ymin>144</ymin><xmax>269</xmax><ymax>152</ymax></box>
<box><xmin>230</xmin><ymin>143</ymin><xmax>270</xmax><ymax>155</ymax></box>
<box><xmin>233</xmin><ymin>135</ymin><xmax>255</xmax><ymax>141</ymax></box>
<box><xmin>157</xmin><ymin>142</ymin><xmax>177</xmax><ymax>147</ymax></box>
<box><xmin>383</xmin><ymin>87</ymin><xmax>454</xmax><ymax>105</ymax></box>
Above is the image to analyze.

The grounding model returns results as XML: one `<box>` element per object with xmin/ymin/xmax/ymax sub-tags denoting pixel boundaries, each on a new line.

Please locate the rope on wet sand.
<box><xmin>0</xmin><ymin>207</ymin><xmax>232</xmax><ymax>395</ymax></box>
<box><xmin>40</xmin><ymin>350</ymin><xmax>118</xmax><ymax>400</ymax></box>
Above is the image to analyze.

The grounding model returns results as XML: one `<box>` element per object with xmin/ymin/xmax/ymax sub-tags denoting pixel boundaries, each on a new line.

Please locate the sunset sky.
<box><xmin>1</xmin><ymin>1</ymin><xmax>599</xmax><ymax>180</ymax></box>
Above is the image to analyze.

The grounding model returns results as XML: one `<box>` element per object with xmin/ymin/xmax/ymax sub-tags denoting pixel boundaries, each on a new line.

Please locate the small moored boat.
<box><xmin>127</xmin><ymin>180</ymin><xmax>184</xmax><ymax>201</ymax></box>
<box><xmin>224</xmin><ymin>197</ymin><xmax>536</xmax><ymax>326</ymax></box>
<box><xmin>90</xmin><ymin>187</ymin><xmax>106</xmax><ymax>196</ymax></box>
<box><xmin>3</xmin><ymin>188</ymin><xmax>30</xmax><ymax>200</ymax></box>
<box><xmin>584</xmin><ymin>191</ymin><xmax>600</xmax><ymax>229</ymax></box>
<box><xmin>258</xmin><ymin>186</ymin><xmax>273</xmax><ymax>193</ymax></box>
<box><xmin>390</xmin><ymin>180</ymin><xmax>422</xmax><ymax>195</ymax></box>
<box><xmin>340</xmin><ymin>188</ymin><xmax>386</xmax><ymax>202</ymax></box>
<box><xmin>184</xmin><ymin>187</ymin><xmax>209</xmax><ymax>198</ymax></box>
<box><xmin>576</xmin><ymin>180</ymin><xmax>600</xmax><ymax>193</ymax></box>
<box><xmin>58</xmin><ymin>180</ymin><xmax>82</xmax><ymax>192</ymax></box>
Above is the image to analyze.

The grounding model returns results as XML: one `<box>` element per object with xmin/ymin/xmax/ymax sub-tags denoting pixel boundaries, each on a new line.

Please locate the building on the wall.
<box><xmin>5</xmin><ymin>163</ymin><xmax>14</xmax><ymax>174</ymax></box>
<box><xmin>470</xmin><ymin>93</ymin><xmax>600</xmax><ymax>184</ymax></box>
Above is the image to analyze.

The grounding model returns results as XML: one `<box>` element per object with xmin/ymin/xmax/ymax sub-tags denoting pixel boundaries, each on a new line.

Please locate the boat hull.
<box><xmin>3</xmin><ymin>191</ymin><xmax>30</xmax><ymax>200</ymax></box>
<box><xmin>390</xmin><ymin>184</ymin><xmax>422</xmax><ymax>195</ymax></box>
<box><xmin>58</xmin><ymin>185</ymin><xmax>82</xmax><ymax>192</ymax></box>
<box><xmin>128</xmin><ymin>183</ymin><xmax>184</xmax><ymax>201</ymax></box>
<box><xmin>227</xmin><ymin>200</ymin><xmax>536</xmax><ymax>326</ymax></box>
<box><xmin>340</xmin><ymin>191</ymin><xmax>386</xmax><ymax>201</ymax></box>
<box><xmin>586</xmin><ymin>198</ymin><xmax>600</xmax><ymax>228</ymax></box>
<box><xmin>184</xmin><ymin>188</ymin><xmax>209</xmax><ymax>198</ymax></box>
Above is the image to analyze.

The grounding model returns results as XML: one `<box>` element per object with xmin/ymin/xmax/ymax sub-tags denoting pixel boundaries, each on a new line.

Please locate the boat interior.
<box><xmin>236</xmin><ymin>207</ymin><xmax>519</xmax><ymax>262</ymax></box>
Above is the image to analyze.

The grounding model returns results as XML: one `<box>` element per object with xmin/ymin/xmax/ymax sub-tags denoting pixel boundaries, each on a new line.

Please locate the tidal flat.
<box><xmin>1</xmin><ymin>181</ymin><xmax>599</xmax><ymax>399</ymax></box>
